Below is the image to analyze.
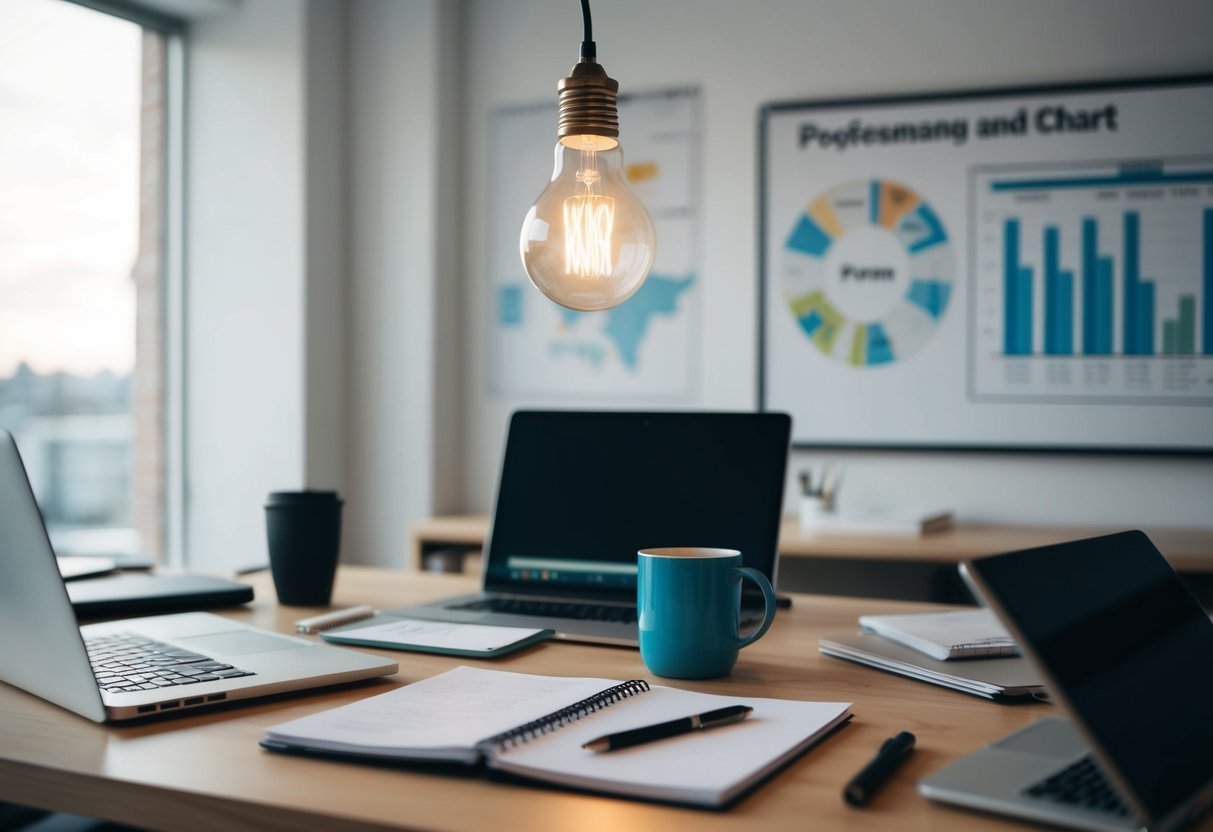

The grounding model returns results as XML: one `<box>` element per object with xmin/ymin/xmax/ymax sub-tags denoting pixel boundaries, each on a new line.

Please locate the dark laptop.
<box><xmin>395</xmin><ymin>411</ymin><xmax>792</xmax><ymax>646</ymax></box>
<box><xmin>919</xmin><ymin>531</ymin><xmax>1213</xmax><ymax>831</ymax></box>
<box><xmin>67</xmin><ymin>571</ymin><xmax>254</xmax><ymax>619</ymax></box>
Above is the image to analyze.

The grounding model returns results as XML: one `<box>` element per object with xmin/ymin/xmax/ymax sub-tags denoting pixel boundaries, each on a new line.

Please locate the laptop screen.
<box><xmin>485</xmin><ymin>411</ymin><xmax>791</xmax><ymax>599</ymax></box>
<box><xmin>967</xmin><ymin>531</ymin><xmax>1213</xmax><ymax>824</ymax></box>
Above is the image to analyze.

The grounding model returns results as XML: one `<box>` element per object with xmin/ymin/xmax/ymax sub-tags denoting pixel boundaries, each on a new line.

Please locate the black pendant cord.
<box><xmin>579</xmin><ymin>0</ymin><xmax>596</xmax><ymax>59</ymax></box>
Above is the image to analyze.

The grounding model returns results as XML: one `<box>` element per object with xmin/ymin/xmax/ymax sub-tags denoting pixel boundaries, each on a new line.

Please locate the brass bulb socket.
<box><xmin>556</xmin><ymin>59</ymin><xmax>619</xmax><ymax>142</ymax></box>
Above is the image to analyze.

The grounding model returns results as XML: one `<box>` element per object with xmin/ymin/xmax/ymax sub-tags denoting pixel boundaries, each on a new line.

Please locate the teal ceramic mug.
<box><xmin>637</xmin><ymin>547</ymin><xmax>778</xmax><ymax>679</ymax></box>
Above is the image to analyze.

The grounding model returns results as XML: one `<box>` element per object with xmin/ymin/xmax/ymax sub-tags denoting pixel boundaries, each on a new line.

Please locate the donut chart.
<box><xmin>782</xmin><ymin>179</ymin><xmax>954</xmax><ymax>366</ymax></box>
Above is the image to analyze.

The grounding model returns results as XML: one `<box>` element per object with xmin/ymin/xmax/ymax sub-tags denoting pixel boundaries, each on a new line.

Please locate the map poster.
<box><xmin>759</xmin><ymin>76</ymin><xmax>1213</xmax><ymax>452</ymax></box>
<box><xmin>488</xmin><ymin>87</ymin><xmax>700</xmax><ymax>399</ymax></box>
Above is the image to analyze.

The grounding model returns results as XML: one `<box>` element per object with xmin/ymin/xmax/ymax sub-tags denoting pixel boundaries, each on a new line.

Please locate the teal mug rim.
<box><xmin>637</xmin><ymin>547</ymin><xmax>740</xmax><ymax>559</ymax></box>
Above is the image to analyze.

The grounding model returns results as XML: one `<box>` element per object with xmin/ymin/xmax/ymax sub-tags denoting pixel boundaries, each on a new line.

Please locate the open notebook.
<box><xmin>261</xmin><ymin>666</ymin><xmax>852</xmax><ymax>808</ymax></box>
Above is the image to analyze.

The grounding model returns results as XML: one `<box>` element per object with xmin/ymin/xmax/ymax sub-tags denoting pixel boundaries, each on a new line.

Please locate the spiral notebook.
<box><xmin>261</xmin><ymin>666</ymin><xmax>852</xmax><ymax>807</ymax></box>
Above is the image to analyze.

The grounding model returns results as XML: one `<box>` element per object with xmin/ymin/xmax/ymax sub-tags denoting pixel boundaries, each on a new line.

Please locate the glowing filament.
<box><xmin>563</xmin><ymin>194</ymin><xmax>615</xmax><ymax>277</ymax></box>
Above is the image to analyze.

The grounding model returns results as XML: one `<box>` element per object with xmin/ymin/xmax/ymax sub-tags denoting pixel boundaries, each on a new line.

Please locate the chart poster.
<box><xmin>759</xmin><ymin>76</ymin><xmax>1213</xmax><ymax>451</ymax></box>
<box><xmin>488</xmin><ymin>87</ymin><xmax>700</xmax><ymax>400</ymax></box>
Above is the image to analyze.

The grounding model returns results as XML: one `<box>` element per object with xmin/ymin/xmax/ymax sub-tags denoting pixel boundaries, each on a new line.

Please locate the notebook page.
<box><xmin>491</xmin><ymin>686</ymin><xmax>851</xmax><ymax>806</ymax></box>
<box><xmin>263</xmin><ymin>666</ymin><xmax>616</xmax><ymax>761</ymax></box>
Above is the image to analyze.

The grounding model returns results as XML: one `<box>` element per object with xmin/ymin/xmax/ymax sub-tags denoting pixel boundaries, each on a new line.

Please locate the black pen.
<box><xmin>582</xmin><ymin>705</ymin><xmax>753</xmax><ymax>752</ymax></box>
<box><xmin>843</xmin><ymin>731</ymin><xmax>916</xmax><ymax>807</ymax></box>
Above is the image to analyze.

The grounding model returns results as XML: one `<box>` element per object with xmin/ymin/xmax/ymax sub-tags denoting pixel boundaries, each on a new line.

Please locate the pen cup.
<box><xmin>637</xmin><ymin>548</ymin><xmax>777</xmax><ymax>679</ymax></box>
<box><xmin>799</xmin><ymin>495</ymin><xmax>826</xmax><ymax>531</ymax></box>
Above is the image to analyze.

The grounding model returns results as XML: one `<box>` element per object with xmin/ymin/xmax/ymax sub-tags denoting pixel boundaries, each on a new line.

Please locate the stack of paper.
<box><xmin>819</xmin><ymin>609</ymin><xmax>1042</xmax><ymax>701</ymax></box>
<box><xmin>857</xmin><ymin>609</ymin><xmax>1017</xmax><ymax>660</ymax></box>
<box><xmin>819</xmin><ymin>633</ymin><xmax>1044</xmax><ymax>701</ymax></box>
<box><xmin>805</xmin><ymin>507</ymin><xmax>954</xmax><ymax>536</ymax></box>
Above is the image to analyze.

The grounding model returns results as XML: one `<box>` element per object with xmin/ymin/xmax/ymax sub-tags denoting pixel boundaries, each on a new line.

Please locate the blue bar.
<box><xmin>1004</xmin><ymin>219</ymin><xmax>1020</xmax><ymax>355</ymax></box>
<box><xmin>1096</xmin><ymin>257</ymin><xmax>1113</xmax><ymax>355</ymax></box>
<box><xmin>1123</xmin><ymin>212</ymin><xmax>1140</xmax><ymax>354</ymax></box>
<box><xmin>991</xmin><ymin>170</ymin><xmax>1213</xmax><ymax>191</ymax></box>
<box><xmin>867</xmin><ymin>323</ymin><xmax>894</xmax><ymax>364</ymax></box>
<box><xmin>1138</xmin><ymin>280</ymin><xmax>1155</xmax><ymax>354</ymax></box>
<box><xmin>1081</xmin><ymin>218</ymin><xmax>1097</xmax><ymax>354</ymax></box>
<box><xmin>798</xmin><ymin>309</ymin><xmax>824</xmax><ymax>337</ymax></box>
<box><xmin>1056</xmin><ymin>270</ymin><xmax>1074</xmax><ymax>355</ymax></box>
<box><xmin>786</xmin><ymin>214</ymin><xmax>833</xmax><ymax>258</ymax></box>
<box><xmin>1017</xmin><ymin>266</ymin><xmax>1034</xmax><ymax>355</ymax></box>
<box><xmin>906</xmin><ymin>203</ymin><xmax>948</xmax><ymax>254</ymax></box>
<box><xmin>1204</xmin><ymin>208</ymin><xmax>1213</xmax><ymax>355</ymax></box>
<box><xmin>907</xmin><ymin>279</ymin><xmax>951</xmax><ymax>319</ymax></box>
<box><xmin>1044</xmin><ymin>226</ymin><xmax>1061</xmax><ymax>354</ymax></box>
<box><xmin>498</xmin><ymin>285</ymin><xmax>524</xmax><ymax>326</ymax></box>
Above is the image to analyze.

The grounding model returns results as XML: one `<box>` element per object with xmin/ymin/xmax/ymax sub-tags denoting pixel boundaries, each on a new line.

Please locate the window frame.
<box><xmin>64</xmin><ymin>0</ymin><xmax>188</xmax><ymax>564</ymax></box>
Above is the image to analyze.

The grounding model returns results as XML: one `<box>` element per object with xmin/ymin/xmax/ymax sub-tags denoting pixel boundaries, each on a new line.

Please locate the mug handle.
<box><xmin>731</xmin><ymin>566</ymin><xmax>777</xmax><ymax>649</ymax></box>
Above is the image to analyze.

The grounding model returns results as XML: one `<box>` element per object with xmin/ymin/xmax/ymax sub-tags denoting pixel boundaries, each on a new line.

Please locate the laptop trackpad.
<box><xmin>992</xmin><ymin>718</ymin><xmax>1088</xmax><ymax>759</ymax></box>
<box><xmin>178</xmin><ymin>631</ymin><xmax>304</xmax><ymax>656</ymax></box>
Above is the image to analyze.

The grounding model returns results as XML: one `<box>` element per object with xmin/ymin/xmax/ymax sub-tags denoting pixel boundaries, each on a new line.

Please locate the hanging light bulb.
<box><xmin>519</xmin><ymin>2</ymin><xmax>656</xmax><ymax>312</ymax></box>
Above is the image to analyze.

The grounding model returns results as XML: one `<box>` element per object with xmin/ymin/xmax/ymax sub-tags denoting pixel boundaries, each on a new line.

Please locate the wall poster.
<box><xmin>759</xmin><ymin>76</ymin><xmax>1213</xmax><ymax>451</ymax></box>
<box><xmin>488</xmin><ymin>87</ymin><xmax>700</xmax><ymax>400</ymax></box>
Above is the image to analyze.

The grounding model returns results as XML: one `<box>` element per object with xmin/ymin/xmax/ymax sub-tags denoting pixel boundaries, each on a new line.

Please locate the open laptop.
<box><xmin>0</xmin><ymin>428</ymin><xmax>397</xmax><ymax>722</ymax></box>
<box><xmin>395</xmin><ymin>410</ymin><xmax>792</xmax><ymax>646</ymax></box>
<box><xmin>919</xmin><ymin>530</ymin><xmax>1213</xmax><ymax>831</ymax></box>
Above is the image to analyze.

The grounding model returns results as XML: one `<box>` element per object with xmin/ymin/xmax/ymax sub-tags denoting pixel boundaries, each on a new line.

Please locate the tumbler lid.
<box><xmin>266</xmin><ymin>490</ymin><xmax>340</xmax><ymax>505</ymax></box>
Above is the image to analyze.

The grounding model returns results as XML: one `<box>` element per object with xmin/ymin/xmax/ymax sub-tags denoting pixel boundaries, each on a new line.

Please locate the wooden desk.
<box><xmin>5</xmin><ymin>568</ymin><xmax>1206</xmax><ymax>832</ymax></box>
<box><xmin>410</xmin><ymin>514</ymin><xmax>1213</xmax><ymax>603</ymax></box>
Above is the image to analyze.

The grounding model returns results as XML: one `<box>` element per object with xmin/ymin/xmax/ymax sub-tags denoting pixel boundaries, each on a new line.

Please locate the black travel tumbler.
<box><xmin>265</xmin><ymin>490</ymin><xmax>343</xmax><ymax>606</ymax></box>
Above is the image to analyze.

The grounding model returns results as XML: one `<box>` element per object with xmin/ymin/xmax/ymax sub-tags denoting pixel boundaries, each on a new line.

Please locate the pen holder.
<box><xmin>799</xmin><ymin>495</ymin><xmax>827</xmax><ymax>532</ymax></box>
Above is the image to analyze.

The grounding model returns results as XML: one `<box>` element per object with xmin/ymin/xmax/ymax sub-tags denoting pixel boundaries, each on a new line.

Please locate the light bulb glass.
<box><xmin>520</xmin><ymin>135</ymin><xmax>656</xmax><ymax>311</ymax></box>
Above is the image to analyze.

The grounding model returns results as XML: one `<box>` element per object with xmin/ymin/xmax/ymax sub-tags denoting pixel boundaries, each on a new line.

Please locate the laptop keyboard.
<box><xmin>1024</xmin><ymin>755</ymin><xmax>1131</xmax><ymax>817</ymax></box>
<box><xmin>86</xmin><ymin>633</ymin><xmax>255</xmax><ymax>694</ymax></box>
<box><xmin>448</xmin><ymin>598</ymin><xmax>638</xmax><ymax>625</ymax></box>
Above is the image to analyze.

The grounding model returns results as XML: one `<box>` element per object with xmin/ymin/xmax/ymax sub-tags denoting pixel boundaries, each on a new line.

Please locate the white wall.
<box><xmin>184</xmin><ymin>0</ymin><xmax>346</xmax><ymax>571</ymax></box>
<box><xmin>181</xmin><ymin>0</ymin><xmax>465</xmax><ymax>571</ymax></box>
<box><xmin>459</xmin><ymin>0</ymin><xmax>1213</xmax><ymax>528</ymax></box>
<box><xmin>180</xmin><ymin>1</ymin><xmax>1213</xmax><ymax>572</ymax></box>
<box><xmin>343</xmin><ymin>0</ymin><xmax>464</xmax><ymax>567</ymax></box>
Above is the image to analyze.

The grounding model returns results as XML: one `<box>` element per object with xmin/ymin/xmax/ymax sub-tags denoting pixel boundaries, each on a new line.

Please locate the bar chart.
<box><xmin>971</xmin><ymin>160</ymin><xmax>1213</xmax><ymax>402</ymax></box>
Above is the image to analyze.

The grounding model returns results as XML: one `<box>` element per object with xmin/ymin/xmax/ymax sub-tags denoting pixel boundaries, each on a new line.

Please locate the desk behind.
<box><xmin>410</xmin><ymin>514</ymin><xmax>1213</xmax><ymax>604</ymax></box>
<box><xmin>1</xmin><ymin>568</ymin><xmax>1207</xmax><ymax>832</ymax></box>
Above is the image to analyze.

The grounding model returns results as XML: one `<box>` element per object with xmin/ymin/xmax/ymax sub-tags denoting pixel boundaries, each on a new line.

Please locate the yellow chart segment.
<box><xmin>849</xmin><ymin>324</ymin><xmax>868</xmax><ymax>366</ymax></box>
<box><xmin>626</xmin><ymin>161</ymin><xmax>659</xmax><ymax>183</ymax></box>
<box><xmin>807</xmin><ymin>195</ymin><xmax>845</xmax><ymax>240</ymax></box>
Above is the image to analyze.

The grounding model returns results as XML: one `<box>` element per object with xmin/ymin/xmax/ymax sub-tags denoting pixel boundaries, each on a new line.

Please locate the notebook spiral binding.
<box><xmin>481</xmin><ymin>679</ymin><xmax>651</xmax><ymax>751</ymax></box>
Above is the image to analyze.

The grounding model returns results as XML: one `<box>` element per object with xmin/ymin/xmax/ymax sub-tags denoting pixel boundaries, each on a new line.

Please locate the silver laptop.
<box><xmin>395</xmin><ymin>411</ymin><xmax>792</xmax><ymax>646</ymax></box>
<box><xmin>0</xmin><ymin>428</ymin><xmax>397</xmax><ymax>722</ymax></box>
<box><xmin>919</xmin><ymin>531</ymin><xmax>1213</xmax><ymax>831</ymax></box>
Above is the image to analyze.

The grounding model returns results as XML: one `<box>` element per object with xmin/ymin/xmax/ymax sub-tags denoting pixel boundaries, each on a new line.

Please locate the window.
<box><xmin>0</xmin><ymin>0</ymin><xmax>172</xmax><ymax>562</ymax></box>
